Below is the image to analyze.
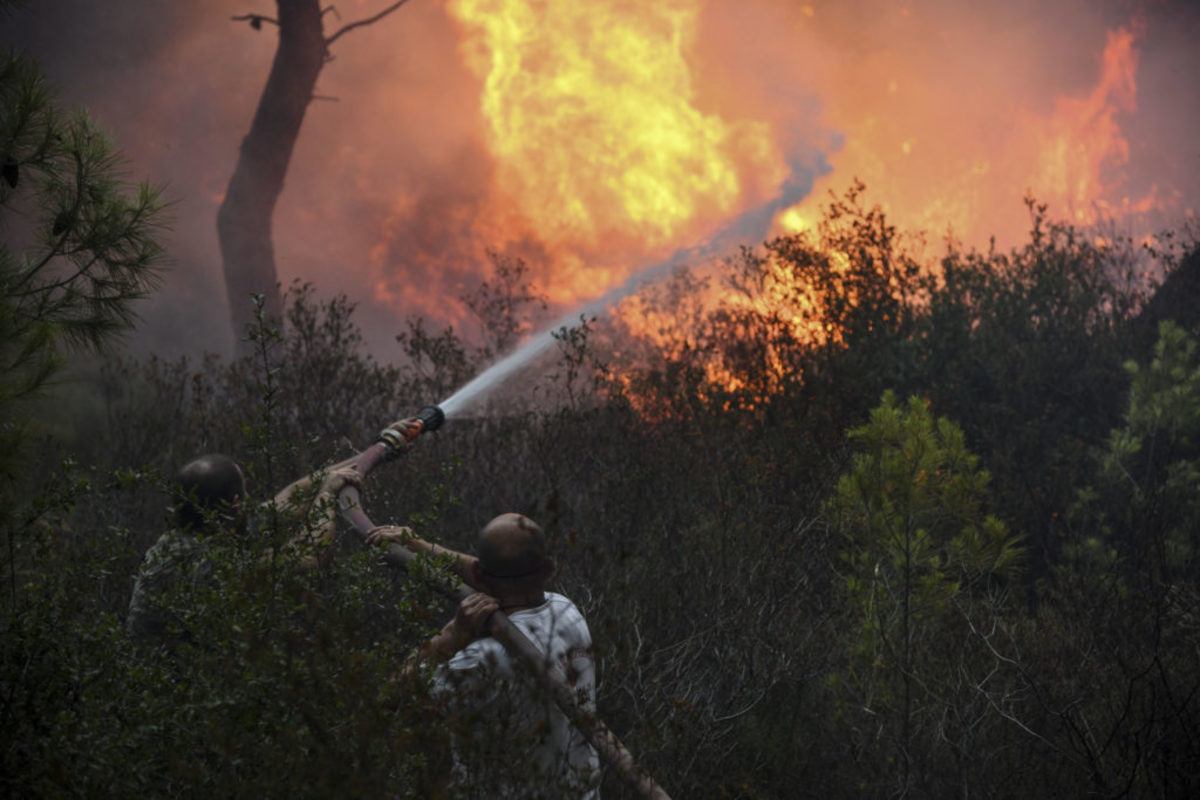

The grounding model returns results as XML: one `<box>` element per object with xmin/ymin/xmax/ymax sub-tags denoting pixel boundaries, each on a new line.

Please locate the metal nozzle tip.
<box><xmin>416</xmin><ymin>405</ymin><xmax>445</xmax><ymax>433</ymax></box>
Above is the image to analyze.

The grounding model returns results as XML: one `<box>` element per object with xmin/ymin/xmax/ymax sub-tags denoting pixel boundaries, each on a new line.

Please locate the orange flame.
<box><xmin>346</xmin><ymin>2</ymin><xmax>1190</xmax><ymax>395</ymax></box>
<box><xmin>1025</xmin><ymin>26</ymin><xmax>1148</xmax><ymax>224</ymax></box>
<box><xmin>601</xmin><ymin>15</ymin><xmax>1166</xmax><ymax>407</ymax></box>
<box><xmin>445</xmin><ymin>0</ymin><xmax>785</xmax><ymax>301</ymax></box>
<box><xmin>778</xmin><ymin>18</ymin><xmax>1163</xmax><ymax>247</ymax></box>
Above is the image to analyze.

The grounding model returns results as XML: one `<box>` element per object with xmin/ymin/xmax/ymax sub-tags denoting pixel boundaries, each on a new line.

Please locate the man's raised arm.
<box><xmin>365</xmin><ymin>525</ymin><xmax>483</xmax><ymax>591</ymax></box>
<box><xmin>363</xmin><ymin>416</ymin><xmax>485</xmax><ymax>591</ymax></box>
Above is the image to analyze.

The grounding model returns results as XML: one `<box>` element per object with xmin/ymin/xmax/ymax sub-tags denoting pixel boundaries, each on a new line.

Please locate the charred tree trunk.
<box><xmin>218</xmin><ymin>1</ymin><xmax>325</xmax><ymax>352</ymax></box>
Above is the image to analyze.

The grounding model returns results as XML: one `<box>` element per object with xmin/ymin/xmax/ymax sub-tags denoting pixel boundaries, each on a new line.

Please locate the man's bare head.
<box><xmin>475</xmin><ymin>513</ymin><xmax>551</xmax><ymax>583</ymax></box>
<box><xmin>174</xmin><ymin>454</ymin><xmax>246</xmax><ymax>531</ymax></box>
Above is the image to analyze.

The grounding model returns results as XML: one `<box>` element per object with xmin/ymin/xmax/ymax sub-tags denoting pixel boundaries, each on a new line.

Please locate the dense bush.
<box><xmin>4</xmin><ymin>178</ymin><xmax>1199</xmax><ymax>798</ymax></box>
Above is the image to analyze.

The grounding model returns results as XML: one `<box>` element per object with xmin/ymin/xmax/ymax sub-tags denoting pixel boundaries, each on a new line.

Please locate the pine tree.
<box><xmin>1</xmin><ymin>49</ymin><xmax>167</xmax><ymax>429</ymax></box>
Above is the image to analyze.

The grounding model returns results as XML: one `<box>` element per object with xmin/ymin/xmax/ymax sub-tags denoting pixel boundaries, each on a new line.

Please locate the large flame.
<box><xmin>65</xmin><ymin>0</ymin><xmax>1193</xmax><ymax>359</ymax></box>
<box><xmin>1026</xmin><ymin>26</ymin><xmax>1155</xmax><ymax>225</ymax></box>
<box><xmin>425</xmin><ymin>2</ymin><xmax>1186</xmax><ymax>406</ymax></box>
<box><xmin>437</xmin><ymin>2</ymin><xmax>1173</xmax><ymax>302</ymax></box>
<box><xmin>302</xmin><ymin>1</ymin><xmax>1196</xmax><ymax>355</ymax></box>
<box><xmin>444</xmin><ymin>0</ymin><xmax>786</xmax><ymax>303</ymax></box>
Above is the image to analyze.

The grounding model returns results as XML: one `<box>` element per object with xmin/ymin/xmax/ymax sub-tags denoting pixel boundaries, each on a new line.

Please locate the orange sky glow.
<box><xmin>6</xmin><ymin>0</ymin><xmax>1196</xmax><ymax>356</ymax></box>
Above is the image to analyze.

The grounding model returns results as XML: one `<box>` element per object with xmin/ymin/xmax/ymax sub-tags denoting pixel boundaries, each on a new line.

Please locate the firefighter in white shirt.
<box><xmin>369</xmin><ymin>508</ymin><xmax>601</xmax><ymax>799</ymax></box>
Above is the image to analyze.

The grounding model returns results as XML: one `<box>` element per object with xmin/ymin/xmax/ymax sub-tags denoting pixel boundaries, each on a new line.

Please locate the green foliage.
<box><xmin>1020</xmin><ymin>322</ymin><xmax>1200</xmax><ymax>797</ymax></box>
<box><xmin>833</xmin><ymin>391</ymin><xmax>1023</xmax><ymax>598</ymax></box>
<box><xmin>610</xmin><ymin>191</ymin><xmax>1143</xmax><ymax>579</ymax></box>
<box><xmin>827</xmin><ymin>391</ymin><xmax>1024</xmax><ymax>796</ymax></box>
<box><xmin>0</xmin><ymin>466</ymin><xmax>452</xmax><ymax>796</ymax></box>
<box><xmin>918</xmin><ymin>201</ymin><xmax>1143</xmax><ymax>568</ymax></box>
<box><xmin>0</xmin><ymin>48</ymin><xmax>180</xmax><ymax>795</ymax></box>
<box><xmin>4</xmin><ymin>166</ymin><xmax>1198</xmax><ymax>798</ymax></box>
<box><xmin>1</xmin><ymin>309</ymin><xmax>455</xmax><ymax>797</ymax></box>
<box><xmin>1092</xmin><ymin>321</ymin><xmax>1200</xmax><ymax>572</ymax></box>
<box><xmin>0</xmin><ymin>49</ymin><xmax>167</xmax><ymax>413</ymax></box>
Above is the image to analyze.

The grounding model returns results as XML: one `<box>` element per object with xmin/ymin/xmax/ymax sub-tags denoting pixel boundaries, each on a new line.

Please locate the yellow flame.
<box><xmin>432</xmin><ymin>5</ymin><xmax>1172</xmax><ymax>409</ymax></box>
<box><xmin>446</xmin><ymin>0</ymin><xmax>780</xmax><ymax>253</ymax></box>
<box><xmin>778</xmin><ymin>208</ymin><xmax>812</xmax><ymax>234</ymax></box>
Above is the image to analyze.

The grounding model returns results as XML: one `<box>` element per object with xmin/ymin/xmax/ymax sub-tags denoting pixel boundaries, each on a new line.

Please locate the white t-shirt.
<box><xmin>433</xmin><ymin>591</ymin><xmax>601</xmax><ymax>799</ymax></box>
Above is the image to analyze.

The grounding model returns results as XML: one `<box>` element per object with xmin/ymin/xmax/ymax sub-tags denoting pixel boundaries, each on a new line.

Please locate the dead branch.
<box><xmin>325</xmin><ymin>0</ymin><xmax>413</xmax><ymax>47</ymax></box>
<box><xmin>232</xmin><ymin>13</ymin><xmax>280</xmax><ymax>31</ymax></box>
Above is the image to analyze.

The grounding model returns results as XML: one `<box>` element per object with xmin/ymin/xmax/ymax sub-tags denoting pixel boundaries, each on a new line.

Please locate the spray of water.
<box><xmin>437</xmin><ymin>156</ymin><xmax>823</xmax><ymax>417</ymax></box>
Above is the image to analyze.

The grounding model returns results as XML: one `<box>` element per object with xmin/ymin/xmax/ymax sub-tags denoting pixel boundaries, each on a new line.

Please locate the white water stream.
<box><xmin>436</xmin><ymin>159</ymin><xmax>821</xmax><ymax>417</ymax></box>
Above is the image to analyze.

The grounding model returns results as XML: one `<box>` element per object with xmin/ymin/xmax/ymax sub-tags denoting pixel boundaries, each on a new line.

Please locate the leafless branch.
<box><xmin>711</xmin><ymin>688</ymin><xmax>769</xmax><ymax>723</ymax></box>
<box><xmin>231</xmin><ymin>13</ymin><xmax>279</xmax><ymax>30</ymax></box>
<box><xmin>325</xmin><ymin>0</ymin><xmax>413</xmax><ymax>47</ymax></box>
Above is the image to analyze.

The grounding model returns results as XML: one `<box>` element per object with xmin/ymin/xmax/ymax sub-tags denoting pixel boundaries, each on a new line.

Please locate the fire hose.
<box><xmin>337</xmin><ymin>405</ymin><xmax>671</xmax><ymax>800</ymax></box>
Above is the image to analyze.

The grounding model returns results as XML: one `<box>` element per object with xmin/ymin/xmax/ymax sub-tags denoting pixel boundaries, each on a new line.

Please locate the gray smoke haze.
<box><xmin>3</xmin><ymin>0</ymin><xmax>1198</xmax><ymax>361</ymax></box>
<box><xmin>4</xmin><ymin>0</ymin><xmax>488</xmax><ymax>357</ymax></box>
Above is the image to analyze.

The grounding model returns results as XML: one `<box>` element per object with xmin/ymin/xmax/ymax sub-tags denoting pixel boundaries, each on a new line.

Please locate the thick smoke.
<box><xmin>706</xmin><ymin>0</ymin><xmax>1200</xmax><ymax>245</ymax></box>
<box><xmin>3</xmin><ymin>0</ymin><xmax>1197</xmax><ymax>360</ymax></box>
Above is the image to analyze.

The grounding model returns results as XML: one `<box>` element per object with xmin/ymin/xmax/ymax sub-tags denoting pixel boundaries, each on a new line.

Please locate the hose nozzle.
<box><xmin>377</xmin><ymin>404</ymin><xmax>446</xmax><ymax>455</ymax></box>
<box><xmin>415</xmin><ymin>405</ymin><xmax>446</xmax><ymax>434</ymax></box>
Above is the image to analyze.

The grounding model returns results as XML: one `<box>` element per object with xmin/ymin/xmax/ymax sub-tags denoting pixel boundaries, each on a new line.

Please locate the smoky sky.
<box><xmin>3</xmin><ymin>0</ymin><xmax>1198</xmax><ymax>361</ymax></box>
<box><xmin>4</xmin><ymin>0</ymin><xmax>487</xmax><ymax>358</ymax></box>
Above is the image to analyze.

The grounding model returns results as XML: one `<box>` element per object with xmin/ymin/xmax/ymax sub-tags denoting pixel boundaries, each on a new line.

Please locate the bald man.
<box><xmin>127</xmin><ymin>453</ymin><xmax>359</xmax><ymax>641</ymax></box>
<box><xmin>369</xmin><ymin>511</ymin><xmax>601</xmax><ymax>798</ymax></box>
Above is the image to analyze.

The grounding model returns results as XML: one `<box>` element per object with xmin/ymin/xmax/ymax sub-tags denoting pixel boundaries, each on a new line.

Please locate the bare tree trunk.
<box><xmin>218</xmin><ymin>0</ymin><xmax>325</xmax><ymax>352</ymax></box>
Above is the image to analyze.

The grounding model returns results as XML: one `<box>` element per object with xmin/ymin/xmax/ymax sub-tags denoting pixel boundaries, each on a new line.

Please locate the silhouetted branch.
<box><xmin>325</xmin><ymin>0</ymin><xmax>412</xmax><ymax>47</ymax></box>
<box><xmin>232</xmin><ymin>13</ymin><xmax>279</xmax><ymax>31</ymax></box>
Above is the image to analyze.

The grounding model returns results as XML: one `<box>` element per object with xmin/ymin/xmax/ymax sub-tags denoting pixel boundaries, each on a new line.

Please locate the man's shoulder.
<box><xmin>541</xmin><ymin>592</ymin><xmax>590</xmax><ymax>627</ymax></box>
<box><xmin>513</xmin><ymin>592</ymin><xmax>592</xmax><ymax>652</ymax></box>
<box><xmin>136</xmin><ymin>530</ymin><xmax>209</xmax><ymax>587</ymax></box>
<box><xmin>142</xmin><ymin>529</ymin><xmax>198</xmax><ymax>564</ymax></box>
<box><xmin>544</xmin><ymin>590</ymin><xmax>578</xmax><ymax>607</ymax></box>
<box><xmin>147</xmin><ymin>528</ymin><xmax>203</xmax><ymax>554</ymax></box>
<box><xmin>441</xmin><ymin>593</ymin><xmax>591</xmax><ymax>675</ymax></box>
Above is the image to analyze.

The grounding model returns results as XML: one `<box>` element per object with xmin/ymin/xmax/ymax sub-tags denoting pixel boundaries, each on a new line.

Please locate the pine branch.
<box><xmin>324</xmin><ymin>0</ymin><xmax>412</xmax><ymax>47</ymax></box>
